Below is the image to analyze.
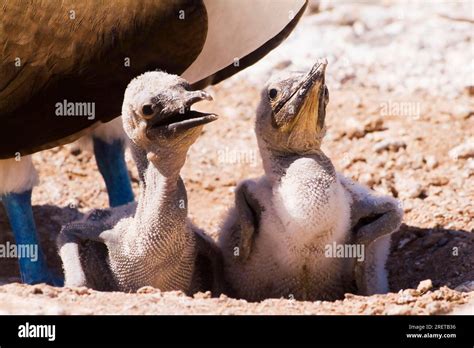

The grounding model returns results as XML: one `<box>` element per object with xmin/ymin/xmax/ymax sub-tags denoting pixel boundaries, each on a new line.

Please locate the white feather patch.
<box><xmin>0</xmin><ymin>156</ymin><xmax>38</xmax><ymax>195</ymax></box>
<box><xmin>69</xmin><ymin>117</ymin><xmax>128</xmax><ymax>153</ymax></box>
<box><xmin>364</xmin><ymin>233</ymin><xmax>392</xmax><ymax>295</ymax></box>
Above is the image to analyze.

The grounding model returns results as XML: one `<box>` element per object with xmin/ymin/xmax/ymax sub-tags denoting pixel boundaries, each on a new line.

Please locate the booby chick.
<box><xmin>58</xmin><ymin>72</ymin><xmax>224</xmax><ymax>294</ymax></box>
<box><xmin>219</xmin><ymin>60</ymin><xmax>403</xmax><ymax>301</ymax></box>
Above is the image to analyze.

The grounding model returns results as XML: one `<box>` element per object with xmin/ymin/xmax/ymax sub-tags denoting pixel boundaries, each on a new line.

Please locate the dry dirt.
<box><xmin>0</xmin><ymin>1</ymin><xmax>473</xmax><ymax>314</ymax></box>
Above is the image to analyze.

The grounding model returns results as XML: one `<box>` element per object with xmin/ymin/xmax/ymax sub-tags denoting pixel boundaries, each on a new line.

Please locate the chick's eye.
<box><xmin>268</xmin><ymin>88</ymin><xmax>278</xmax><ymax>100</ymax></box>
<box><xmin>141</xmin><ymin>104</ymin><xmax>154</xmax><ymax>116</ymax></box>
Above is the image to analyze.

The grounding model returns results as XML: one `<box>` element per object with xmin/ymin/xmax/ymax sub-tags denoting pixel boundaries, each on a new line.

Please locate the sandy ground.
<box><xmin>0</xmin><ymin>0</ymin><xmax>473</xmax><ymax>314</ymax></box>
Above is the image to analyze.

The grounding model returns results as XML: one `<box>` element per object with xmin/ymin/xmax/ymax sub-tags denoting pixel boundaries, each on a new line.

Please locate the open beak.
<box><xmin>273</xmin><ymin>59</ymin><xmax>328</xmax><ymax>130</ymax></box>
<box><xmin>147</xmin><ymin>90</ymin><xmax>218</xmax><ymax>136</ymax></box>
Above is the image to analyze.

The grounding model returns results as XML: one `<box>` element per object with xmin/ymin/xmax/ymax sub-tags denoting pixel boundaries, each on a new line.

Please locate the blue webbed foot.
<box><xmin>1</xmin><ymin>190</ymin><xmax>59</xmax><ymax>285</ymax></box>
<box><xmin>93</xmin><ymin>137</ymin><xmax>134</xmax><ymax>207</ymax></box>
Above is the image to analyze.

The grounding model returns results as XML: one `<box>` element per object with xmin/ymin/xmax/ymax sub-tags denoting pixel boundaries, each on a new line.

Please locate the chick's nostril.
<box><xmin>324</xmin><ymin>85</ymin><xmax>329</xmax><ymax>103</ymax></box>
<box><xmin>199</xmin><ymin>90</ymin><xmax>213</xmax><ymax>101</ymax></box>
<box><xmin>185</xmin><ymin>90</ymin><xmax>213</xmax><ymax>106</ymax></box>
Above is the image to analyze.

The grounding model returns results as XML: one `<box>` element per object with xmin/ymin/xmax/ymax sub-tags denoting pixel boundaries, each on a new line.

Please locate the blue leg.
<box><xmin>1</xmin><ymin>190</ymin><xmax>60</xmax><ymax>285</ymax></box>
<box><xmin>93</xmin><ymin>138</ymin><xmax>134</xmax><ymax>207</ymax></box>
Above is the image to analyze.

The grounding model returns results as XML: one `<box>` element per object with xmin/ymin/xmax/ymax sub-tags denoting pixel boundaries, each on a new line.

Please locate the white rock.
<box><xmin>374</xmin><ymin>140</ymin><xmax>407</xmax><ymax>153</ymax></box>
<box><xmin>345</xmin><ymin>117</ymin><xmax>365</xmax><ymax>138</ymax></box>
<box><xmin>359</xmin><ymin>173</ymin><xmax>375</xmax><ymax>187</ymax></box>
<box><xmin>449</xmin><ymin>140</ymin><xmax>474</xmax><ymax>160</ymax></box>
<box><xmin>452</xmin><ymin>105</ymin><xmax>473</xmax><ymax>119</ymax></box>
<box><xmin>386</xmin><ymin>305</ymin><xmax>412</xmax><ymax>315</ymax></box>
<box><xmin>394</xmin><ymin>174</ymin><xmax>423</xmax><ymax>199</ymax></box>
<box><xmin>397</xmin><ymin>237</ymin><xmax>413</xmax><ymax>249</ymax></box>
<box><xmin>425</xmin><ymin>155</ymin><xmax>438</xmax><ymax>169</ymax></box>
<box><xmin>454</xmin><ymin>281</ymin><xmax>474</xmax><ymax>293</ymax></box>
<box><xmin>416</xmin><ymin>279</ymin><xmax>433</xmax><ymax>294</ymax></box>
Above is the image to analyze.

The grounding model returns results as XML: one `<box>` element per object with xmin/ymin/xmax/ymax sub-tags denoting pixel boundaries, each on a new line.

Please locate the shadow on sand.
<box><xmin>0</xmin><ymin>204</ymin><xmax>83</xmax><ymax>282</ymax></box>
<box><xmin>387</xmin><ymin>224</ymin><xmax>473</xmax><ymax>292</ymax></box>
<box><xmin>1</xmin><ymin>205</ymin><xmax>472</xmax><ymax>294</ymax></box>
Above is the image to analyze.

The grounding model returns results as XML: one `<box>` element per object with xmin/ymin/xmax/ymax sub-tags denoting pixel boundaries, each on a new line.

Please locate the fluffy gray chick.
<box><xmin>58</xmin><ymin>71</ymin><xmax>224</xmax><ymax>294</ymax></box>
<box><xmin>219</xmin><ymin>60</ymin><xmax>403</xmax><ymax>301</ymax></box>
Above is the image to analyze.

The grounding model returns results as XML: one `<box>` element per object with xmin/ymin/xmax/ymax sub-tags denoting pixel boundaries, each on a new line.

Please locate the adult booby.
<box><xmin>0</xmin><ymin>0</ymin><xmax>307</xmax><ymax>284</ymax></box>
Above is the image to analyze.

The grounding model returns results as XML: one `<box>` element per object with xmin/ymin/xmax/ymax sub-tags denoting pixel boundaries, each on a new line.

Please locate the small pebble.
<box><xmin>425</xmin><ymin>155</ymin><xmax>438</xmax><ymax>169</ymax></box>
<box><xmin>374</xmin><ymin>139</ymin><xmax>407</xmax><ymax>153</ymax></box>
<box><xmin>416</xmin><ymin>279</ymin><xmax>433</xmax><ymax>294</ymax></box>
<box><xmin>359</xmin><ymin>173</ymin><xmax>375</xmax><ymax>186</ymax></box>
<box><xmin>31</xmin><ymin>286</ymin><xmax>43</xmax><ymax>295</ymax></box>
<box><xmin>452</xmin><ymin>105</ymin><xmax>473</xmax><ymax>119</ymax></box>
<box><xmin>386</xmin><ymin>305</ymin><xmax>412</xmax><ymax>315</ymax></box>
<box><xmin>193</xmin><ymin>291</ymin><xmax>212</xmax><ymax>299</ymax></box>
<box><xmin>430</xmin><ymin>176</ymin><xmax>449</xmax><ymax>186</ymax></box>
<box><xmin>449</xmin><ymin>140</ymin><xmax>474</xmax><ymax>160</ymax></box>
<box><xmin>74</xmin><ymin>287</ymin><xmax>91</xmax><ymax>296</ymax></box>
<box><xmin>394</xmin><ymin>175</ymin><xmax>423</xmax><ymax>199</ymax></box>
<box><xmin>137</xmin><ymin>286</ymin><xmax>159</xmax><ymax>294</ymax></box>
<box><xmin>454</xmin><ymin>281</ymin><xmax>474</xmax><ymax>293</ymax></box>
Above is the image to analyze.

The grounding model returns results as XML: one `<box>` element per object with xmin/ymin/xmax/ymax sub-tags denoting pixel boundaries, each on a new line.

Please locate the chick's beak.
<box><xmin>146</xmin><ymin>89</ymin><xmax>218</xmax><ymax>136</ymax></box>
<box><xmin>273</xmin><ymin>59</ymin><xmax>328</xmax><ymax>130</ymax></box>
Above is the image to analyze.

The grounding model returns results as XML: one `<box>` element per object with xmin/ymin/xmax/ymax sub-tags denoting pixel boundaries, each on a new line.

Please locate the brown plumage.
<box><xmin>0</xmin><ymin>0</ymin><xmax>307</xmax><ymax>158</ymax></box>
<box><xmin>1</xmin><ymin>0</ymin><xmax>207</xmax><ymax>157</ymax></box>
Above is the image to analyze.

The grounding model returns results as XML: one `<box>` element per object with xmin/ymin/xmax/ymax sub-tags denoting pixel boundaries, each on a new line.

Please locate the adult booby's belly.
<box><xmin>0</xmin><ymin>0</ymin><xmax>208</xmax><ymax>159</ymax></box>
